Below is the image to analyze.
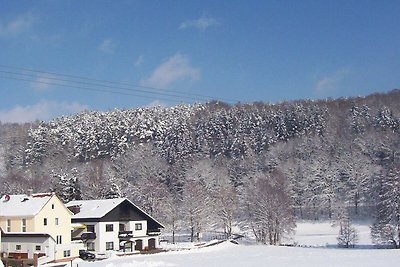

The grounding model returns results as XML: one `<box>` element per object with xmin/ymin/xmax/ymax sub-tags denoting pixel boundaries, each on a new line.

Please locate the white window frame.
<box><xmin>22</xmin><ymin>218</ymin><xmax>27</xmax><ymax>232</ymax></box>
<box><xmin>87</xmin><ymin>242</ymin><xmax>95</xmax><ymax>251</ymax></box>
<box><xmin>106</xmin><ymin>242</ymin><xmax>114</xmax><ymax>250</ymax></box>
<box><xmin>106</xmin><ymin>224</ymin><xmax>114</xmax><ymax>232</ymax></box>
<box><xmin>135</xmin><ymin>223</ymin><xmax>142</xmax><ymax>231</ymax></box>
<box><xmin>63</xmin><ymin>250</ymin><xmax>71</xmax><ymax>257</ymax></box>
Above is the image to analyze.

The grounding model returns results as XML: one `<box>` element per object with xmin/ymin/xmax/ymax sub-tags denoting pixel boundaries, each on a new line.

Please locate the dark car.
<box><xmin>79</xmin><ymin>250</ymin><xmax>96</xmax><ymax>260</ymax></box>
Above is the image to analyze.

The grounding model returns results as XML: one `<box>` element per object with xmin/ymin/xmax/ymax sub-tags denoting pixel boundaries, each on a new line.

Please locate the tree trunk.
<box><xmin>354</xmin><ymin>192</ymin><xmax>359</xmax><ymax>215</ymax></box>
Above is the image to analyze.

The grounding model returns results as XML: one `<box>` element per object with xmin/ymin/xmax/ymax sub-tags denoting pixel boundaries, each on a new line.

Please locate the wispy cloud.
<box><xmin>0</xmin><ymin>101</ymin><xmax>88</xmax><ymax>123</ymax></box>
<box><xmin>179</xmin><ymin>16</ymin><xmax>219</xmax><ymax>31</ymax></box>
<box><xmin>0</xmin><ymin>13</ymin><xmax>34</xmax><ymax>37</ymax></box>
<box><xmin>134</xmin><ymin>55</ymin><xmax>144</xmax><ymax>67</ymax></box>
<box><xmin>146</xmin><ymin>100</ymin><xmax>167</xmax><ymax>108</ymax></box>
<box><xmin>141</xmin><ymin>53</ymin><xmax>200</xmax><ymax>88</ymax></box>
<box><xmin>30</xmin><ymin>74</ymin><xmax>57</xmax><ymax>91</ymax></box>
<box><xmin>314</xmin><ymin>68</ymin><xmax>351</xmax><ymax>96</ymax></box>
<box><xmin>98</xmin><ymin>39</ymin><xmax>115</xmax><ymax>53</ymax></box>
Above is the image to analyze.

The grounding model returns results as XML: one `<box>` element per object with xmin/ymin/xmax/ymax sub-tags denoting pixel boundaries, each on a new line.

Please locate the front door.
<box><xmin>135</xmin><ymin>239</ymin><xmax>143</xmax><ymax>251</ymax></box>
<box><xmin>148</xmin><ymin>238</ymin><xmax>156</xmax><ymax>250</ymax></box>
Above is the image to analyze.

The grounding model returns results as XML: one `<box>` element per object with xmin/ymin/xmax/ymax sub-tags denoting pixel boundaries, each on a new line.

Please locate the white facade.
<box><xmin>67</xmin><ymin>198</ymin><xmax>164</xmax><ymax>254</ymax></box>
<box><xmin>81</xmin><ymin>220</ymin><xmax>157</xmax><ymax>253</ymax></box>
<box><xmin>1</xmin><ymin>234</ymin><xmax>56</xmax><ymax>262</ymax></box>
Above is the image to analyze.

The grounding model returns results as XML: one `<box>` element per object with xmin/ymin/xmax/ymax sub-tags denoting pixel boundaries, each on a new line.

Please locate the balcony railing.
<box><xmin>81</xmin><ymin>232</ymin><xmax>96</xmax><ymax>240</ymax></box>
<box><xmin>118</xmin><ymin>231</ymin><xmax>133</xmax><ymax>239</ymax></box>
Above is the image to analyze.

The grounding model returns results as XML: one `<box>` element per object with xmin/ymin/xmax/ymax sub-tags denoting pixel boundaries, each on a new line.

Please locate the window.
<box><xmin>35</xmin><ymin>245</ymin><xmax>41</xmax><ymax>251</ymax></box>
<box><xmin>106</xmin><ymin>224</ymin><xmax>114</xmax><ymax>232</ymax></box>
<box><xmin>56</xmin><ymin>235</ymin><xmax>62</xmax><ymax>244</ymax></box>
<box><xmin>51</xmin><ymin>204</ymin><xmax>55</xmax><ymax>209</ymax></box>
<box><xmin>43</xmin><ymin>218</ymin><xmax>47</xmax><ymax>226</ymax></box>
<box><xmin>87</xmin><ymin>242</ymin><xmax>95</xmax><ymax>251</ymax></box>
<box><xmin>16</xmin><ymin>245</ymin><xmax>21</xmax><ymax>250</ymax></box>
<box><xmin>7</xmin><ymin>219</ymin><xmax>11</xmax><ymax>232</ymax></box>
<box><xmin>22</xmin><ymin>219</ymin><xmax>27</xmax><ymax>232</ymax></box>
<box><xmin>63</xmin><ymin>250</ymin><xmax>71</xmax><ymax>257</ymax></box>
<box><xmin>106</xmin><ymin>242</ymin><xmax>114</xmax><ymax>250</ymax></box>
<box><xmin>55</xmin><ymin>218</ymin><xmax>59</xmax><ymax>225</ymax></box>
<box><xmin>86</xmin><ymin>225</ymin><xmax>95</xmax><ymax>233</ymax></box>
<box><xmin>135</xmin><ymin>223</ymin><xmax>142</xmax><ymax>231</ymax></box>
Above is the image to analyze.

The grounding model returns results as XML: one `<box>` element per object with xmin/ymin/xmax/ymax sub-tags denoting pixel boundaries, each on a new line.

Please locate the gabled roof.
<box><xmin>67</xmin><ymin>198</ymin><xmax>126</xmax><ymax>219</ymax></box>
<box><xmin>66</xmin><ymin>198</ymin><xmax>164</xmax><ymax>228</ymax></box>
<box><xmin>0</xmin><ymin>193</ymin><xmax>54</xmax><ymax>217</ymax></box>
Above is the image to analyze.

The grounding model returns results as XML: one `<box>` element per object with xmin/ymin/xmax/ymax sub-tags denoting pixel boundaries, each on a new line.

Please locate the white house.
<box><xmin>66</xmin><ymin>198</ymin><xmax>164</xmax><ymax>253</ymax></box>
<box><xmin>1</xmin><ymin>231</ymin><xmax>57</xmax><ymax>265</ymax></box>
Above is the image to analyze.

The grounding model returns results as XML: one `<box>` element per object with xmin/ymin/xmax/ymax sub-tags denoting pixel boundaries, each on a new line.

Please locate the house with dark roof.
<box><xmin>66</xmin><ymin>198</ymin><xmax>164</xmax><ymax>253</ymax></box>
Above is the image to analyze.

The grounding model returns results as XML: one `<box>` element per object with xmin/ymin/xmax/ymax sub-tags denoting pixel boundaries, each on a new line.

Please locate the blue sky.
<box><xmin>1</xmin><ymin>1</ymin><xmax>399</xmax><ymax>123</ymax></box>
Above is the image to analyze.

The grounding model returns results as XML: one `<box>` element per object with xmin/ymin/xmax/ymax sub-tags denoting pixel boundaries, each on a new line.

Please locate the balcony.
<box><xmin>81</xmin><ymin>232</ymin><xmax>96</xmax><ymax>240</ymax></box>
<box><xmin>118</xmin><ymin>231</ymin><xmax>133</xmax><ymax>240</ymax></box>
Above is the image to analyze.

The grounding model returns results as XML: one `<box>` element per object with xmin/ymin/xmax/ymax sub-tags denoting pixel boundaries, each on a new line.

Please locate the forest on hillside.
<box><xmin>0</xmin><ymin>90</ymin><xmax>399</xmax><ymax>246</ymax></box>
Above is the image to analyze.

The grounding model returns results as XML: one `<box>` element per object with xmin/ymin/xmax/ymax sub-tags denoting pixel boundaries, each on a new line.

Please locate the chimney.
<box><xmin>27</xmin><ymin>189</ymin><xmax>33</xmax><ymax>197</ymax></box>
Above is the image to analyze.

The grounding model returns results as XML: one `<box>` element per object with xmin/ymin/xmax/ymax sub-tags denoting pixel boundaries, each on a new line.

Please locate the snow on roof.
<box><xmin>66</xmin><ymin>198</ymin><xmax>164</xmax><ymax>228</ymax></box>
<box><xmin>0</xmin><ymin>193</ymin><xmax>53</xmax><ymax>217</ymax></box>
<box><xmin>67</xmin><ymin>198</ymin><xmax>126</xmax><ymax>219</ymax></box>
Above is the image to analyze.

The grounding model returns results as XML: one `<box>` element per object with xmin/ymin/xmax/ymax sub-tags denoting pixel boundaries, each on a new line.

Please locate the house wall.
<box><xmin>97</xmin><ymin>221</ymin><xmax>119</xmax><ymax>253</ymax></box>
<box><xmin>33</xmin><ymin>195</ymin><xmax>79</xmax><ymax>260</ymax></box>
<box><xmin>129</xmin><ymin>220</ymin><xmax>147</xmax><ymax>237</ymax></box>
<box><xmin>80</xmin><ymin>220</ymin><xmax>159</xmax><ymax>253</ymax></box>
<box><xmin>1</xmin><ymin>236</ymin><xmax>55</xmax><ymax>261</ymax></box>
<box><xmin>0</xmin><ymin>217</ymin><xmax>34</xmax><ymax>233</ymax></box>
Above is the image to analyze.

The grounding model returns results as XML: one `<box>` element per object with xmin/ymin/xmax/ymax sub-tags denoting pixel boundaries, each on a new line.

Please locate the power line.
<box><xmin>0</xmin><ymin>75</ymin><xmax>187</xmax><ymax>104</ymax></box>
<box><xmin>0</xmin><ymin>64</ymin><xmax>238</xmax><ymax>104</ymax></box>
<box><xmin>0</xmin><ymin>69</ymin><xmax>210</xmax><ymax>102</ymax></box>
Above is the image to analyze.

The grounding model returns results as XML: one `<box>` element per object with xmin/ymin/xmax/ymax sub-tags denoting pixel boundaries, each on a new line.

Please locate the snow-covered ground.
<box><xmin>291</xmin><ymin>220</ymin><xmax>373</xmax><ymax>247</ymax></box>
<box><xmin>74</xmin><ymin>241</ymin><xmax>399</xmax><ymax>267</ymax></box>
<box><xmin>62</xmin><ymin>221</ymin><xmax>399</xmax><ymax>267</ymax></box>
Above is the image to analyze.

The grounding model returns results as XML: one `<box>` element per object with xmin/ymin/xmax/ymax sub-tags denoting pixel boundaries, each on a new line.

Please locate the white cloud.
<box><xmin>146</xmin><ymin>100</ymin><xmax>167</xmax><ymax>108</ymax></box>
<box><xmin>0</xmin><ymin>101</ymin><xmax>88</xmax><ymax>123</ymax></box>
<box><xmin>0</xmin><ymin>13</ymin><xmax>34</xmax><ymax>37</ymax></box>
<box><xmin>314</xmin><ymin>69</ymin><xmax>351</xmax><ymax>95</ymax></box>
<box><xmin>141</xmin><ymin>53</ymin><xmax>200</xmax><ymax>88</ymax></box>
<box><xmin>98</xmin><ymin>39</ymin><xmax>115</xmax><ymax>53</ymax></box>
<box><xmin>179</xmin><ymin>16</ymin><xmax>219</xmax><ymax>31</ymax></box>
<box><xmin>134</xmin><ymin>55</ymin><xmax>144</xmax><ymax>67</ymax></box>
<box><xmin>30</xmin><ymin>74</ymin><xmax>57</xmax><ymax>91</ymax></box>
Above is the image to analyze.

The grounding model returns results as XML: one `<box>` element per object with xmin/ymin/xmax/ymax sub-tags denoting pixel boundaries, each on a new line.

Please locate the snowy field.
<box><xmin>74</xmin><ymin>242</ymin><xmax>399</xmax><ymax>267</ymax></box>
<box><xmin>291</xmin><ymin>220</ymin><xmax>373</xmax><ymax>247</ymax></box>
<box><xmin>64</xmin><ymin>221</ymin><xmax>399</xmax><ymax>267</ymax></box>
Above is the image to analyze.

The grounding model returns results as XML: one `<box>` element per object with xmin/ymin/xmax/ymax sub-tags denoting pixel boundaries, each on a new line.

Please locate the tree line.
<box><xmin>0</xmin><ymin>89</ymin><xmax>399</xmax><ymax>246</ymax></box>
